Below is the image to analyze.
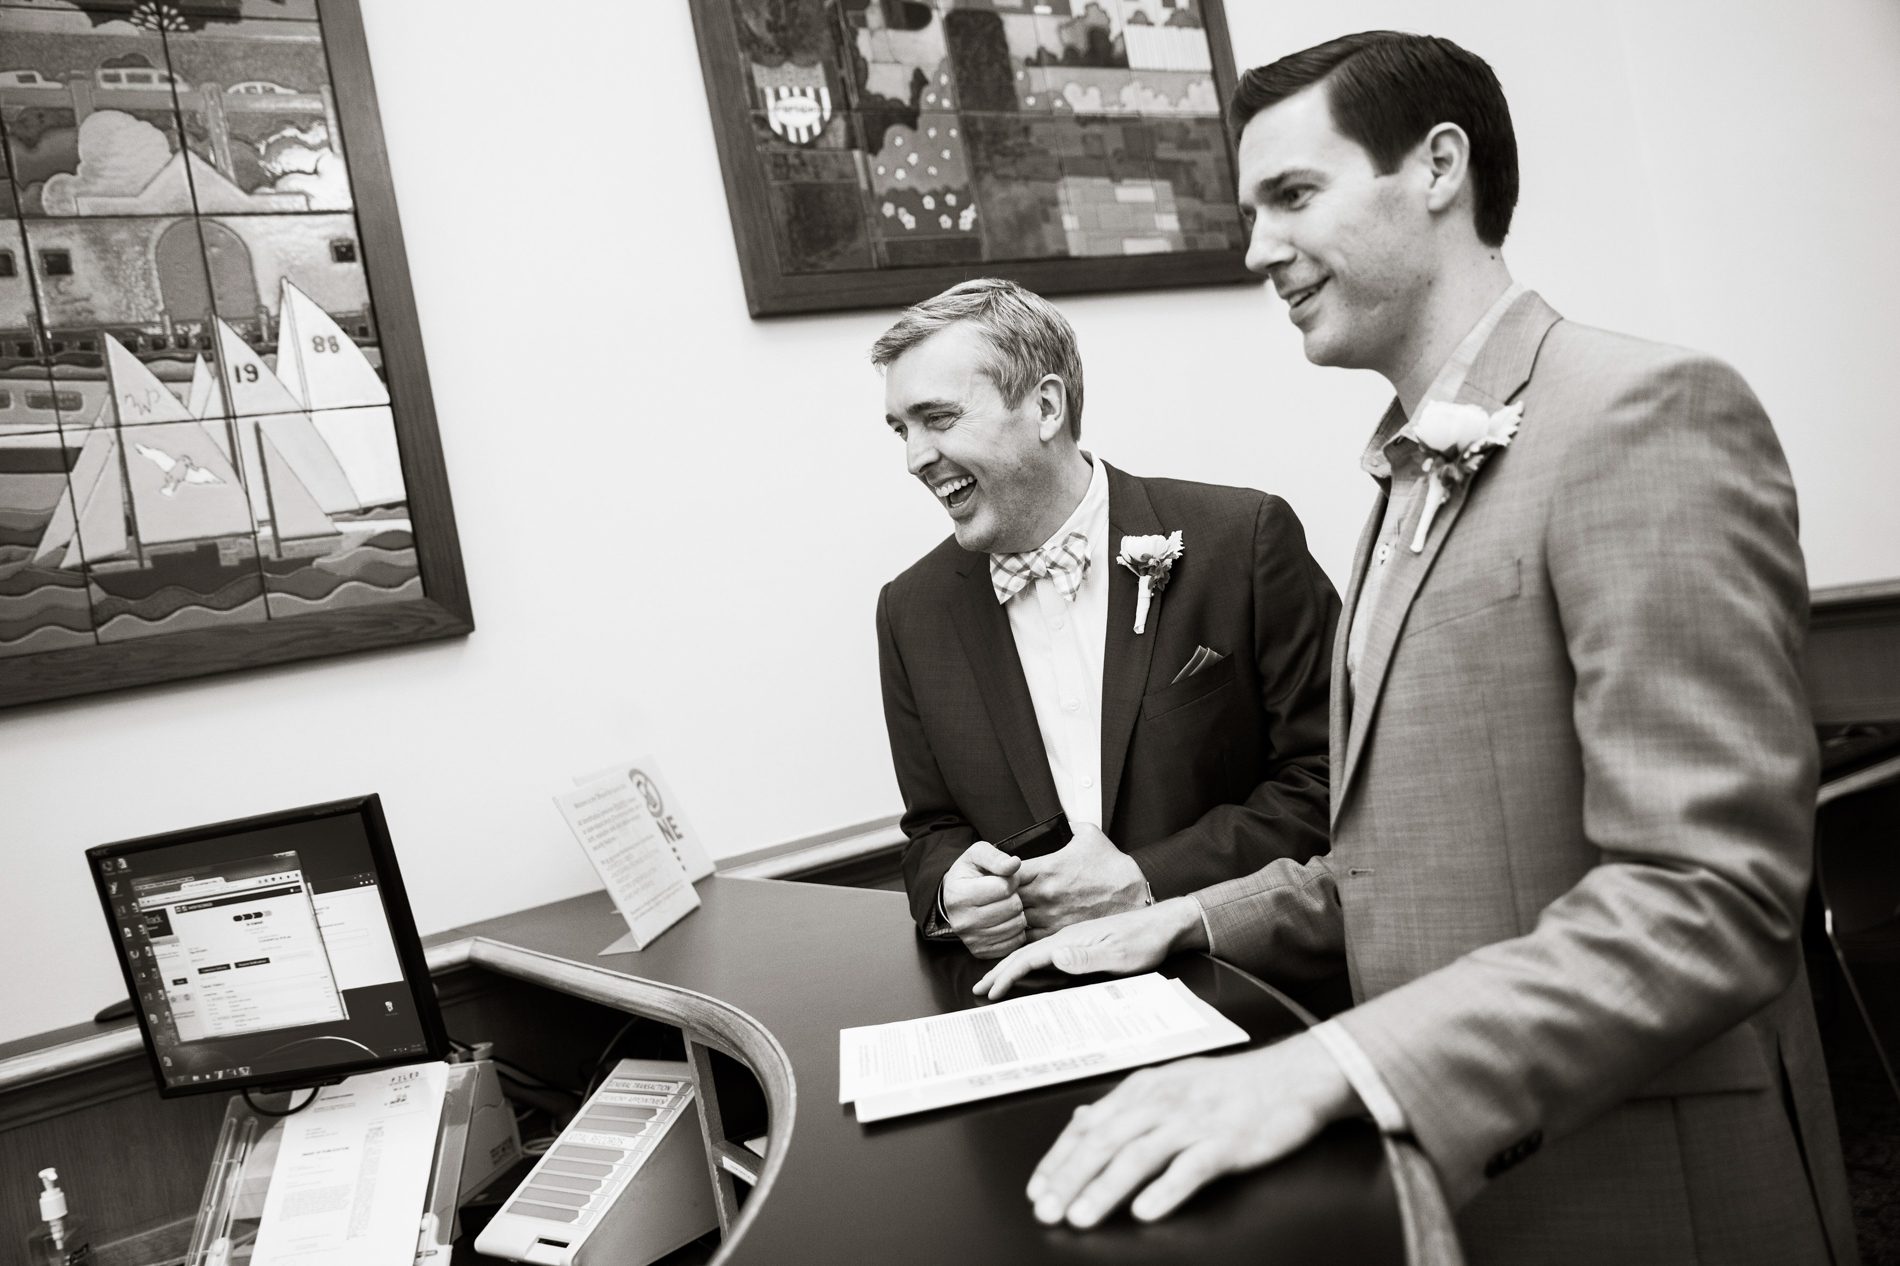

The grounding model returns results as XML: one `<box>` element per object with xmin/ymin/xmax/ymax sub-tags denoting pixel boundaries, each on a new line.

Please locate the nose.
<box><xmin>905</xmin><ymin>425</ymin><xmax>937</xmax><ymax>478</ymax></box>
<box><xmin>1244</xmin><ymin>214</ymin><xmax>1295</xmax><ymax>277</ymax></box>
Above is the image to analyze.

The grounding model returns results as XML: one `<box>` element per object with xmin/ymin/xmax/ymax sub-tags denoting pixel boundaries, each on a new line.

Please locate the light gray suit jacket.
<box><xmin>1195</xmin><ymin>293</ymin><xmax>1857</xmax><ymax>1264</ymax></box>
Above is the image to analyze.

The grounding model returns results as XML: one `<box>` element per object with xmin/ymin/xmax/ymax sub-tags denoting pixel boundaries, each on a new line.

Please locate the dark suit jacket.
<box><xmin>876</xmin><ymin>463</ymin><xmax>1338</xmax><ymax>928</ymax></box>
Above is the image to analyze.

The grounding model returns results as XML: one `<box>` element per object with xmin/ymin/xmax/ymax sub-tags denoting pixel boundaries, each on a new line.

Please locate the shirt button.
<box><xmin>1052</xmin><ymin>619</ymin><xmax>1065</xmax><ymax>631</ymax></box>
<box><xmin>1082</xmin><ymin>775</ymin><xmax>1094</xmax><ymax>788</ymax></box>
<box><xmin>1064</xmin><ymin>698</ymin><xmax>1079</xmax><ymax>712</ymax></box>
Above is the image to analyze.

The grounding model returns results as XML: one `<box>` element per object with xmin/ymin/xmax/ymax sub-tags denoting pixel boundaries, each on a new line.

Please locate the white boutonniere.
<box><xmin>1402</xmin><ymin>400</ymin><xmax>1522</xmax><ymax>552</ymax></box>
<box><xmin>1116</xmin><ymin>531</ymin><xmax>1184</xmax><ymax>635</ymax></box>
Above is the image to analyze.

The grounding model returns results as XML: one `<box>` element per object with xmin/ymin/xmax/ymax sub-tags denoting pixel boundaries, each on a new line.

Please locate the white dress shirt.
<box><xmin>1006</xmin><ymin>453</ymin><xmax>1111</xmax><ymax>830</ymax></box>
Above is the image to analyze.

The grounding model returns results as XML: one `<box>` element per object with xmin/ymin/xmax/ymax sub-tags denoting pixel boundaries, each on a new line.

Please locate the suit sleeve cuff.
<box><xmin>1188</xmin><ymin>891</ymin><xmax>1216</xmax><ymax>951</ymax></box>
<box><xmin>921</xmin><ymin>883</ymin><xmax>959</xmax><ymax>940</ymax></box>
<box><xmin>1308</xmin><ymin>1019</ymin><xmax>1410</xmax><ymax>1136</ymax></box>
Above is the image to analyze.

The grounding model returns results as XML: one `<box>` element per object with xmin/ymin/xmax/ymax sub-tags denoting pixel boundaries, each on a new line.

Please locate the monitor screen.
<box><xmin>88</xmin><ymin>794</ymin><xmax>447</xmax><ymax>1097</ymax></box>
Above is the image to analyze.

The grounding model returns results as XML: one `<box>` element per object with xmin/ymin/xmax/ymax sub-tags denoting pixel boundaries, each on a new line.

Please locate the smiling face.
<box><xmin>882</xmin><ymin>321</ymin><xmax>1073</xmax><ymax>554</ymax></box>
<box><xmin>1237</xmin><ymin>83</ymin><xmax>1437</xmax><ymax>378</ymax></box>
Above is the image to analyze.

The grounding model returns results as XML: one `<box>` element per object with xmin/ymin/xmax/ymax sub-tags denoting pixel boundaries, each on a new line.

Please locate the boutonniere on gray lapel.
<box><xmin>1115</xmin><ymin>530</ymin><xmax>1184</xmax><ymax>635</ymax></box>
<box><xmin>1402</xmin><ymin>400</ymin><xmax>1522</xmax><ymax>552</ymax></box>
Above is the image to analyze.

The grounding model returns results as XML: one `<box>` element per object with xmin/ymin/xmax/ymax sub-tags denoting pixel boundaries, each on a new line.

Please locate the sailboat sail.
<box><xmin>125</xmin><ymin>423</ymin><xmax>252</xmax><ymax>547</ymax></box>
<box><xmin>32</xmin><ymin>483</ymin><xmax>76</xmax><ymax>566</ymax></box>
<box><xmin>32</xmin><ymin>431</ymin><xmax>124</xmax><ymax>567</ymax></box>
<box><xmin>274</xmin><ymin>279</ymin><xmax>389</xmax><ymax>412</ymax></box>
<box><xmin>187</xmin><ymin>354</ymin><xmax>221</xmax><ymax>423</ymax></box>
<box><xmin>105</xmin><ymin>336</ymin><xmax>195</xmax><ymax>426</ymax></box>
<box><xmin>310</xmin><ymin>406</ymin><xmax>405</xmax><ymax>508</ymax></box>
<box><xmin>214</xmin><ymin>320</ymin><xmax>360</xmax><ymax>515</ymax></box>
<box><xmin>97</xmin><ymin>336</ymin><xmax>249</xmax><ymax>547</ymax></box>
<box><xmin>65</xmin><ymin>432</ymin><xmax>126</xmax><ymax>567</ymax></box>
<box><xmin>259</xmin><ymin>428</ymin><xmax>340</xmax><ymax>544</ymax></box>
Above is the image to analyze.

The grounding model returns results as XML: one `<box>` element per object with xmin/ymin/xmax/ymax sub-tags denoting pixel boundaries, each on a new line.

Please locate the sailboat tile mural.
<box><xmin>0</xmin><ymin>0</ymin><xmax>468</xmax><ymax>705</ymax></box>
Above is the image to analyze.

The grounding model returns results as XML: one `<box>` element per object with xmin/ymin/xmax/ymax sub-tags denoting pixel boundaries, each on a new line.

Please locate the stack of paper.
<box><xmin>839</xmin><ymin>973</ymin><xmax>1248</xmax><ymax>1123</ymax></box>
<box><xmin>248</xmin><ymin>1063</ymin><xmax>451</xmax><ymax>1266</ymax></box>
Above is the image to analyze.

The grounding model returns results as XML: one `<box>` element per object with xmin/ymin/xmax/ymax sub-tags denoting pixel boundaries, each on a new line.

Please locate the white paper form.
<box><xmin>840</xmin><ymin>973</ymin><xmax>1249</xmax><ymax>1122</ymax></box>
<box><xmin>554</xmin><ymin>776</ymin><xmax>700</xmax><ymax>953</ymax></box>
<box><xmin>249</xmin><ymin>1062</ymin><xmax>450</xmax><ymax>1266</ymax></box>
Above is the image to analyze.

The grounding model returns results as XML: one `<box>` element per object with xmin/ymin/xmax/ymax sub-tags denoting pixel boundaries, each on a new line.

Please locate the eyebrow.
<box><xmin>886</xmin><ymin>397</ymin><xmax>958</xmax><ymax>425</ymax></box>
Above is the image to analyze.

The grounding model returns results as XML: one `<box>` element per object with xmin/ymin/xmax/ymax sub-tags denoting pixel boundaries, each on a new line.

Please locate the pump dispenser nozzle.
<box><xmin>37</xmin><ymin>1169</ymin><xmax>67</xmax><ymax>1222</ymax></box>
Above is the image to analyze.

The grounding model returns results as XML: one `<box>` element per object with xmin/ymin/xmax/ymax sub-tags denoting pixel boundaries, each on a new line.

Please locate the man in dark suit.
<box><xmin>872</xmin><ymin>278</ymin><xmax>1337</xmax><ymax>958</ymax></box>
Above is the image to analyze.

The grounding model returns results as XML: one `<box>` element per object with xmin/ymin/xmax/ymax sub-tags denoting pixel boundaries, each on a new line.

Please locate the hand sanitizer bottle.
<box><xmin>27</xmin><ymin>1168</ymin><xmax>92</xmax><ymax>1265</ymax></box>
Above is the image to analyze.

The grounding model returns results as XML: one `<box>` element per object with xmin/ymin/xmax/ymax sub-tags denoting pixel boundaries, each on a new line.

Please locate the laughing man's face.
<box><xmin>883</xmin><ymin>321</ymin><xmax>1065</xmax><ymax>555</ymax></box>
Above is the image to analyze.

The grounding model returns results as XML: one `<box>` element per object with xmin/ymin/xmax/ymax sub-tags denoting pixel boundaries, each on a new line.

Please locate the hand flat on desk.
<box><xmin>1025</xmin><ymin>1034</ymin><xmax>1361</xmax><ymax>1228</ymax></box>
<box><xmin>972</xmin><ymin>896</ymin><xmax>1205</xmax><ymax>1000</ymax></box>
<box><xmin>971</xmin><ymin>897</ymin><xmax>1363</xmax><ymax>1229</ymax></box>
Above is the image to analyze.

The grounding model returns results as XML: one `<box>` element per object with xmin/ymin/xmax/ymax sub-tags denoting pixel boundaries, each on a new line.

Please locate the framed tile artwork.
<box><xmin>0</xmin><ymin>0</ymin><xmax>470</xmax><ymax>709</ymax></box>
<box><xmin>688</xmin><ymin>0</ymin><xmax>1259</xmax><ymax>316</ymax></box>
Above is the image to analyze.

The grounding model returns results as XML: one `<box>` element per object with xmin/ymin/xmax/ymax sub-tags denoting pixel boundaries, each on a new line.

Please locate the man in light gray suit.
<box><xmin>973</xmin><ymin>31</ymin><xmax>1856</xmax><ymax>1265</ymax></box>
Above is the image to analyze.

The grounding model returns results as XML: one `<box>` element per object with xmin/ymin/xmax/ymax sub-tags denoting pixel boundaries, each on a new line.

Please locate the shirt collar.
<box><xmin>1361</xmin><ymin>281</ymin><xmax>1528</xmax><ymax>481</ymax></box>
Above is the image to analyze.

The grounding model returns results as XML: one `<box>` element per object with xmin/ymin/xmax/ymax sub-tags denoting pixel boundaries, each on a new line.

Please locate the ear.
<box><xmin>1033</xmin><ymin>373</ymin><xmax>1069</xmax><ymax>443</ymax></box>
<box><xmin>1419</xmin><ymin>121</ymin><xmax>1471</xmax><ymax>217</ymax></box>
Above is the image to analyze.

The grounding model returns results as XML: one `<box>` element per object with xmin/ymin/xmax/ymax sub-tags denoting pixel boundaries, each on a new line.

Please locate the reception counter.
<box><xmin>0</xmin><ymin>874</ymin><xmax>1459</xmax><ymax>1264</ymax></box>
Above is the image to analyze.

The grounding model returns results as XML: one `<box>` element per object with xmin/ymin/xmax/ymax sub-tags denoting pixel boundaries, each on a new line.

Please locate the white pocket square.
<box><xmin>1171</xmin><ymin>645</ymin><xmax>1227</xmax><ymax>684</ymax></box>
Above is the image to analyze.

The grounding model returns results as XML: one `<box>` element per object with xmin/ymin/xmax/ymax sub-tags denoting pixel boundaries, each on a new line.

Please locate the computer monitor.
<box><xmin>88</xmin><ymin>794</ymin><xmax>448</xmax><ymax>1098</ymax></box>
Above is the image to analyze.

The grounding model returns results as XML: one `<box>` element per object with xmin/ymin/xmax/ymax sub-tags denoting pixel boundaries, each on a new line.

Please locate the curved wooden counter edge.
<box><xmin>1203</xmin><ymin>958</ymin><xmax>1467</xmax><ymax>1266</ymax></box>
<box><xmin>455</xmin><ymin>935</ymin><xmax>796</xmax><ymax>1260</ymax></box>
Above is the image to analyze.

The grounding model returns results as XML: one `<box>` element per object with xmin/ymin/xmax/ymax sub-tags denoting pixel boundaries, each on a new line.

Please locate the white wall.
<box><xmin>1</xmin><ymin>1</ymin><xmax>1894</xmax><ymax>1043</ymax></box>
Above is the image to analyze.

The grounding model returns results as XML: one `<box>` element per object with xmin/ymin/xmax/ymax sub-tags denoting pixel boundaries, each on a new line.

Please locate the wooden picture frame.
<box><xmin>0</xmin><ymin>0</ymin><xmax>470</xmax><ymax>709</ymax></box>
<box><xmin>688</xmin><ymin>0</ymin><xmax>1258</xmax><ymax>317</ymax></box>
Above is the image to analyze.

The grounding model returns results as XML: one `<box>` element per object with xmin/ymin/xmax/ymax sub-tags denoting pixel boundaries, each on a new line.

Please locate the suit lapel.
<box><xmin>952</xmin><ymin>551</ymin><xmax>1061</xmax><ymax>821</ymax></box>
<box><xmin>1333</xmin><ymin>291</ymin><xmax>1563</xmax><ymax>820</ymax></box>
<box><xmin>1099</xmin><ymin>464</ymin><xmax>1164</xmax><ymax>830</ymax></box>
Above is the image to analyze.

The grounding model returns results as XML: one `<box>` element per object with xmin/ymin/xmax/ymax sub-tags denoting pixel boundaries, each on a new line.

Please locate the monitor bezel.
<box><xmin>87</xmin><ymin>793</ymin><xmax>449</xmax><ymax>1099</ymax></box>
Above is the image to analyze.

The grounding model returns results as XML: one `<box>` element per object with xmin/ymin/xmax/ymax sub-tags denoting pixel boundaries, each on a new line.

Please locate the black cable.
<box><xmin>496</xmin><ymin>1065</ymin><xmax>581</xmax><ymax>1100</ymax></box>
<box><xmin>243</xmin><ymin>1085</ymin><xmax>320</xmax><ymax>1116</ymax></box>
<box><xmin>446</xmin><ymin>1031</ymin><xmax>584</xmax><ymax>1097</ymax></box>
<box><xmin>490</xmin><ymin>1056</ymin><xmax>572</xmax><ymax>1092</ymax></box>
<box><xmin>582</xmin><ymin>1017</ymin><xmax>644</xmax><ymax>1100</ymax></box>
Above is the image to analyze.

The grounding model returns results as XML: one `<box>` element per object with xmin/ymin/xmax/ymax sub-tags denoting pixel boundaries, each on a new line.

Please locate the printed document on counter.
<box><xmin>248</xmin><ymin>1062</ymin><xmax>450</xmax><ymax>1266</ymax></box>
<box><xmin>840</xmin><ymin>973</ymin><xmax>1248</xmax><ymax>1122</ymax></box>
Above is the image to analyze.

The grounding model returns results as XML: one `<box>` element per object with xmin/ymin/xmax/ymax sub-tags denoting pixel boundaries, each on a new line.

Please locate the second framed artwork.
<box><xmin>689</xmin><ymin>0</ymin><xmax>1258</xmax><ymax>316</ymax></box>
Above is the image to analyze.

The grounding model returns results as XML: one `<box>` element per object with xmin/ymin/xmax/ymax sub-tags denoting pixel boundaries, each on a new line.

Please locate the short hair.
<box><xmin>1230</xmin><ymin>31</ymin><xmax>1519</xmax><ymax>247</ymax></box>
<box><xmin>869</xmin><ymin>278</ymin><xmax>1085</xmax><ymax>440</ymax></box>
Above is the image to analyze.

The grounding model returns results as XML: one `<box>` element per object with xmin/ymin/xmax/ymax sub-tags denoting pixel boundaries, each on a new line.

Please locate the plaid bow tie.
<box><xmin>990</xmin><ymin>531</ymin><xmax>1090</xmax><ymax>605</ymax></box>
